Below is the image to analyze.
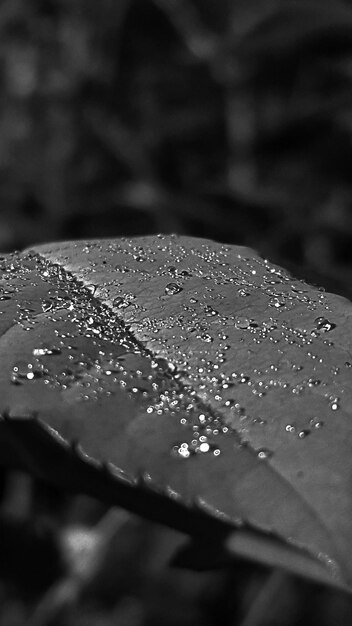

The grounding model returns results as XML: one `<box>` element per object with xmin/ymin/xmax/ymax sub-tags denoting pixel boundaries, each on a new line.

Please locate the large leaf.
<box><xmin>0</xmin><ymin>236</ymin><xmax>352</xmax><ymax>591</ymax></box>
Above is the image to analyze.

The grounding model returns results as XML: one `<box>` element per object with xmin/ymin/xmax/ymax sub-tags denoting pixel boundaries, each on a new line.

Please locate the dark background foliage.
<box><xmin>2</xmin><ymin>1</ymin><xmax>352</xmax><ymax>624</ymax></box>
<box><xmin>2</xmin><ymin>0</ymin><xmax>352</xmax><ymax>295</ymax></box>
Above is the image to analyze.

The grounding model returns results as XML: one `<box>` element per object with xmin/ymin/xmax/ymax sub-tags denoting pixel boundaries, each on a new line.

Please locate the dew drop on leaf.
<box><xmin>286</xmin><ymin>424</ymin><xmax>296</xmax><ymax>434</ymax></box>
<box><xmin>165</xmin><ymin>283</ymin><xmax>183</xmax><ymax>296</ymax></box>
<box><xmin>237</xmin><ymin>288</ymin><xmax>250</xmax><ymax>297</ymax></box>
<box><xmin>198</xmin><ymin>333</ymin><xmax>213</xmax><ymax>343</ymax></box>
<box><xmin>330</xmin><ymin>400</ymin><xmax>340</xmax><ymax>411</ymax></box>
<box><xmin>203</xmin><ymin>305</ymin><xmax>218</xmax><ymax>317</ymax></box>
<box><xmin>172</xmin><ymin>443</ymin><xmax>192</xmax><ymax>459</ymax></box>
<box><xmin>257</xmin><ymin>448</ymin><xmax>273</xmax><ymax>460</ymax></box>
<box><xmin>41</xmin><ymin>300</ymin><xmax>53</xmax><ymax>312</ymax></box>
<box><xmin>314</xmin><ymin>317</ymin><xmax>336</xmax><ymax>332</ymax></box>
<box><xmin>298</xmin><ymin>430</ymin><xmax>311</xmax><ymax>439</ymax></box>
<box><xmin>310</xmin><ymin>417</ymin><xmax>324</xmax><ymax>429</ymax></box>
<box><xmin>235</xmin><ymin>317</ymin><xmax>250</xmax><ymax>330</ymax></box>
<box><xmin>32</xmin><ymin>347</ymin><xmax>61</xmax><ymax>356</ymax></box>
<box><xmin>113</xmin><ymin>296</ymin><xmax>131</xmax><ymax>309</ymax></box>
<box><xmin>10</xmin><ymin>360</ymin><xmax>45</xmax><ymax>384</ymax></box>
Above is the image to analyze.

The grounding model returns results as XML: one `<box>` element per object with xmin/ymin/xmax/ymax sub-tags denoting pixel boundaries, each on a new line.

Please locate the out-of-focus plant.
<box><xmin>1</xmin><ymin>1</ymin><xmax>352</xmax><ymax>286</ymax></box>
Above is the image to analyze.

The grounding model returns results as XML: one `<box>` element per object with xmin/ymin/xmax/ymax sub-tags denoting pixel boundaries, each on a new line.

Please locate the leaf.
<box><xmin>0</xmin><ymin>236</ymin><xmax>352</xmax><ymax>591</ymax></box>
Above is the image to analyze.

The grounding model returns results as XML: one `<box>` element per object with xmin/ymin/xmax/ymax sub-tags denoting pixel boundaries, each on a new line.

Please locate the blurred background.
<box><xmin>2</xmin><ymin>0</ymin><xmax>352</xmax><ymax>624</ymax></box>
<box><xmin>1</xmin><ymin>0</ymin><xmax>352</xmax><ymax>293</ymax></box>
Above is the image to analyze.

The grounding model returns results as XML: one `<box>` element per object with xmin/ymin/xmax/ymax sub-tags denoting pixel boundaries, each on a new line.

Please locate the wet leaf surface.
<box><xmin>0</xmin><ymin>236</ymin><xmax>352</xmax><ymax>591</ymax></box>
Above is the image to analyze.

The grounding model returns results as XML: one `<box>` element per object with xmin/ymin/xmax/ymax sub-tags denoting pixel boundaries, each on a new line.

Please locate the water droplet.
<box><xmin>238</xmin><ymin>288</ymin><xmax>250</xmax><ymax>297</ymax></box>
<box><xmin>203</xmin><ymin>305</ymin><xmax>218</xmax><ymax>317</ymax></box>
<box><xmin>269</xmin><ymin>298</ymin><xmax>286</xmax><ymax>309</ymax></box>
<box><xmin>298</xmin><ymin>429</ymin><xmax>310</xmax><ymax>439</ymax></box>
<box><xmin>198</xmin><ymin>333</ymin><xmax>213</xmax><ymax>343</ymax></box>
<box><xmin>309</xmin><ymin>417</ymin><xmax>324</xmax><ymax>429</ymax></box>
<box><xmin>41</xmin><ymin>300</ymin><xmax>53</xmax><ymax>313</ymax></box>
<box><xmin>308</xmin><ymin>378</ymin><xmax>321</xmax><ymax>387</ymax></box>
<box><xmin>314</xmin><ymin>317</ymin><xmax>336</xmax><ymax>332</ymax></box>
<box><xmin>151</xmin><ymin>357</ymin><xmax>170</xmax><ymax>373</ymax></box>
<box><xmin>165</xmin><ymin>283</ymin><xmax>183</xmax><ymax>296</ymax></box>
<box><xmin>113</xmin><ymin>296</ymin><xmax>131</xmax><ymax>309</ymax></box>
<box><xmin>11</xmin><ymin>360</ymin><xmax>45</xmax><ymax>384</ymax></box>
<box><xmin>257</xmin><ymin>448</ymin><xmax>273</xmax><ymax>460</ymax></box>
<box><xmin>172</xmin><ymin>443</ymin><xmax>192</xmax><ymax>459</ymax></box>
<box><xmin>286</xmin><ymin>424</ymin><xmax>296</xmax><ymax>433</ymax></box>
<box><xmin>235</xmin><ymin>317</ymin><xmax>250</xmax><ymax>330</ymax></box>
<box><xmin>32</xmin><ymin>347</ymin><xmax>61</xmax><ymax>356</ymax></box>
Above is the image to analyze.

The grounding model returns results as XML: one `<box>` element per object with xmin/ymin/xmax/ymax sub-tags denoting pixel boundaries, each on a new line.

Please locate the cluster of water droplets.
<box><xmin>71</xmin><ymin>235</ymin><xmax>349</xmax><ymax>458</ymax></box>
<box><xmin>4</xmin><ymin>234</ymin><xmax>351</xmax><ymax>467</ymax></box>
<box><xmin>2</xmin><ymin>249</ymin><xmax>226</xmax><ymax>460</ymax></box>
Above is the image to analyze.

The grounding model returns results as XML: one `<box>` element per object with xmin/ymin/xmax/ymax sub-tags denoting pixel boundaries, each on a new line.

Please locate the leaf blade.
<box><xmin>0</xmin><ymin>236</ymin><xmax>350</xmax><ymax>589</ymax></box>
